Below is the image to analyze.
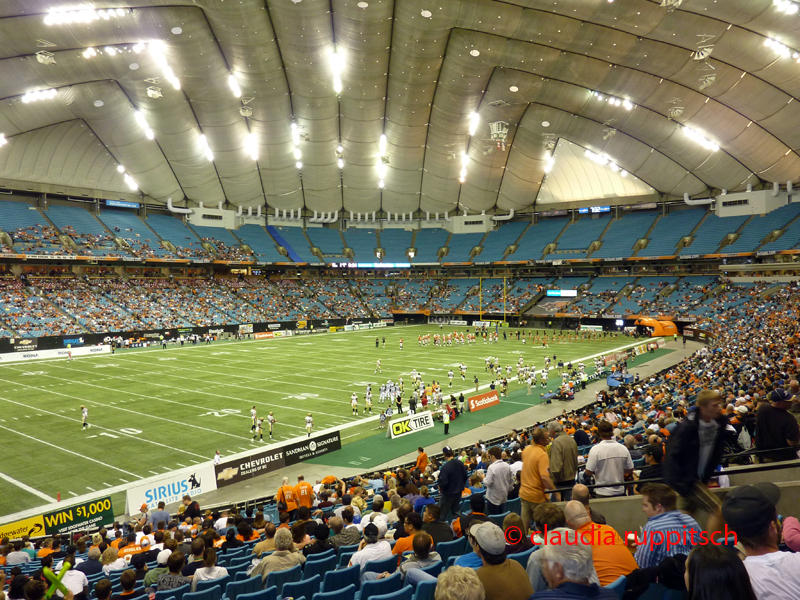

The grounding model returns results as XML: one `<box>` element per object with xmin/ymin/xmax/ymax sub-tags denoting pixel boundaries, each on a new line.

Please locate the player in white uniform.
<box><xmin>305</xmin><ymin>413</ymin><xmax>313</xmax><ymax>437</ymax></box>
<box><xmin>460</xmin><ymin>363</ymin><xmax>467</xmax><ymax>380</ymax></box>
<box><xmin>67</xmin><ymin>344</ymin><xmax>73</xmax><ymax>362</ymax></box>
<box><xmin>365</xmin><ymin>392</ymin><xmax>373</xmax><ymax>415</ymax></box>
<box><xmin>267</xmin><ymin>412</ymin><xmax>276</xmax><ymax>439</ymax></box>
<box><xmin>251</xmin><ymin>406</ymin><xmax>257</xmax><ymax>432</ymax></box>
<box><xmin>380</xmin><ymin>384</ymin><xmax>386</xmax><ymax>403</ymax></box>
<box><xmin>506</xmin><ymin>365</ymin><xmax>512</xmax><ymax>378</ymax></box>
<box><xmin>81</xmin><ymin>405</ymin><xmax>89</xmax><ymax>429</ymax></box>
<box><xmin>375</xmin><ymin>359</ymin><xmax>382</xmax><ymax>374</ymax></box>
<box><xmin>351</xmin><ymin>392</ymin><xmax>359</xmax><ymax>415</ymax></box>
<box><xmin>448</xmin><ymin>370</ymin><xmax>454</xmax><ymax>387</ymax></box>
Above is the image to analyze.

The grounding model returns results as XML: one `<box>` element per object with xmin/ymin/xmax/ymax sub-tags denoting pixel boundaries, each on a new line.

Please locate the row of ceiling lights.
<box><xmin>44</xmin><ymin>7</ymin><xmax>128</xmax><ymax>25</ymax></box>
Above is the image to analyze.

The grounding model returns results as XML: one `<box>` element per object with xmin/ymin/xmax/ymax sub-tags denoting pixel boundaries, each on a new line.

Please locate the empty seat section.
<box><xmin>722</xmin><ymin>203</ymin><xmax>800</xmax><ymax>254</ymax></box>
<box><xmin>678</xmin><ymin>214</ymin><xmax>749</xmax><ymax>256</ymax></box>
<box><xmin>145</xmin><ymin>214</ymin><xmax>207</xmax><ymax>258</ymax></box>
<box><xmin>591</xmin><ymin>212</ymin><xmax>658</xmax><ymax>259</ymax></box>
<box><xmin>487</xmin><ymin>277</ymin><xmax>553</xmax><ymax>312</ymax></box>
<box><xmin>46</xmin><ymin>204</ymin><xmax>125</xmax><ymax>257</ymax></box>
<box><xmin>352</xmin><ymin>279</ymin><xmax>393</xmax><ymax>317</ymax></box>
<box><xmin>461</xmin><ymin>278</ymin><xmax>503</xmax><ymax>311</ymax></box>
<box><xmin>548</xmin><ymin>215</ymin><xmax>610</xmax><ymax>259</ymax></box>
<box><xmin>615</xmin><ymin>277</ymin><xmax>677</xmax><ymax>315</ymax></box>
<box><xmin>97</xmin><ymin>209</ymin><xmax>173</xmax><ymax>258</ymax></box>
<box><xmin>572</xmin><ymin>277</ymin><xmax>634</xmax><ymax>315</ymax></box>
<box><xmin>306</xmin><ymin>228</ymin><xmax>346</xmax><ymax>262</ymax></box>
<box><xmin>393</xmin><ymin>280</ymin><xmax>437</xmax><ymax>311</ymax></box>
<box><xmin>477</xmin><ymin>221</ymin><xmax>528</xmax><ymax>262</ymax></box>
<box><xmin>759</xmin><ymin>212</ymin><xmax>800</xmax><ymax>252</ymax></box>
<box><xmin>379</xmin><ymin>229</ymin><xmax>412</xmax><ymax>263</ymax></box>
<box><xmin>445</xmin><ymin>233</ymin><xmax>485</xmax><ymax>262</ymax></box>
<box><xmin>342</xmin><ymin>228</ymin><xmax>378</xmax><ymax>261</ymax></box>
<box><xmin>0</xmin><ymin>199</ymin><xmax>64</xmax><ymax>255</ymax></box>
<box><xmin>652</xmin><ymin>276</ymin><xmax>717</xmax><ymax>314</ymax></box>
<box><xmin>637</xmin><ymin>209</ymin><xmax>705</xmax><ymax>257</ymax></box>
<box><xmin>509</xmin><ymin>218</ymin><xmax>567</xmax><ymax>261</ymax></box>
<box><xmin>303</xmin><ymin>280</ymin><xmax>369</xmax><ymax>317</ymax></box>
<box><xmin>269</xmin><ymin>227</ymin><xmax>318</xmax><ymax>263</ymax></box>
<box><xmin>235</xmin><ymin>225</ymin><xmax>285</xmax><ymax>262</ymax></box>
<box><xmin>412</xmin><ymin>229</ymin><xmax>448</xmax><ymax>263</ymax></box>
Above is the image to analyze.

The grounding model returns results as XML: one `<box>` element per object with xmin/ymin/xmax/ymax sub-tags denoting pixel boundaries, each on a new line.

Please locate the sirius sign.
<box><xmin>125</xmin><ymin>464</ymin><xmax>217</xmax><ymax>514</ymax></box>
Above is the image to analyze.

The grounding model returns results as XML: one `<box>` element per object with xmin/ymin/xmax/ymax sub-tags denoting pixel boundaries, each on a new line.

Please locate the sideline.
<box><xmin>0</xmin><ymin>335</ymin><xmax>657</xmax><ymax>526</ymax></box>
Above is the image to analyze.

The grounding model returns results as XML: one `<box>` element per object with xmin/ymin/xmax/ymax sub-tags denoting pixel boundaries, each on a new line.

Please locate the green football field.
<box><xmin>0</xmin><ymin>325</ymin><xmax>647</xmax><ymax>519</ymax></box>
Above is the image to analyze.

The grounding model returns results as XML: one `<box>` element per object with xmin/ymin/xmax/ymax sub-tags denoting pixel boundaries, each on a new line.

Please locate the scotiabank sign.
<box><xmin>255</xmin><ymin>332</ymin><xmax>274</xmax><ymax>340</ymax></box>
<box><xmin>469</xmin><ymin>390</ymin><xmax>500</xmax><ymax>412</ymax></box>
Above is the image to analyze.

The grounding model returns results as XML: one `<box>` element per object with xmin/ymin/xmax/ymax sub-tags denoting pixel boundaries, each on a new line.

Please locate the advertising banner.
<box><xmin>468</xmin><ymin>390</ymin><xmax>500</xmax><ymax>412</ymax></box>
<box><xmin>255</xmin><ymin>332</ymin><xmax>274</xmax><ymax>340</ymax></box>
<box><xmin>215</xmin><ymin>449</ymin><xmax>286</xmax><ymax>488</ymax></box>
<box><xmin>389</xmin><ymin>412</ymin><xmax>435</xmax><ymax>439</ymax></box>
<box><xmin>43</xmin><ymin>497</ymin><xmax>114</xmax><ymax>535</ymax></box>
<box><xmin>0</xmin><ymin>516</ymin><xmax>46</xmax><ymax>540</ymax></box>
<box><xmin>0</xmin><ymin>345</ymin><xmax>111</xmax><ymax>364</ymax></box>
<box><xmin>125</xmin><ymin>464</ymin><xmax>216</xmax><ymax>514</ymax></box>
<box><xmin>284</xmin><ymin>431</ymin><xmax>342</xmax><ymax>464</ymax></box>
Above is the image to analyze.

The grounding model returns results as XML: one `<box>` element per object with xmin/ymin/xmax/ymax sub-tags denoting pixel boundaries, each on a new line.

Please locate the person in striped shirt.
<box><xmin>634</xmin><ymin>483</ymin><xmax>702</xmax><ymax>569</ymax></box>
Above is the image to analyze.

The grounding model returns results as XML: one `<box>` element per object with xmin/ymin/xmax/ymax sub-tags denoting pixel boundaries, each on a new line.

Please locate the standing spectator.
<box><xmin>548</xmin><ymin>422</ymin><xmax>579</xmax><ymax>501</ymax></box>
<box><xmin>438</xmin><ymin>446</ymin><xmax>468</xmax><ymax>521</ymax></box>
<box><xmin>56</xmin><ymin>554</ymin><xmax>89</xmax><ymax>599</ymax></box>
<box><xmin>634</xmin><ymin>483</ymin><xmax>702</xmax><ymax>569</ymax></box>
<box><xmin>722</xmin><ymin>482</ymin><xmax>800</xmax><ymax>598</ymax></box>
<box><xmin>755</xmin><ymin>389</ymin><xmax>800</xmax><ymax>462</ymax></box>
<box><xmin>484</xmin><ymin>446</ymin><xmax>514</xmax><ymax>515</ymax></box>
<box><xmin>416</xmin><ymin>448</ymin><xmax>428</xmax><ymax>472</ymax></box>
<box><xmin>663</xmin><ymin>389</ymin><xmax>736</xmax><ymax>534</ymax></box>
<box><xmin>520</xmin><ymin>428</ymin><xmax>553</xmax><ymax>533</ymax></box>
<box><xmin>148</xmin><ymin>502</ymin><xmax>171</xmax><ymax>529</ymax></box>
<box><xmin>276</xmin><ymin>477</ymin><xmax>299</xmax><ymax>520</ymax></box>
<box><xmin>584</xmin><ymin>420</ymin><xmax>633</xmax><ymax>498</ymax></box>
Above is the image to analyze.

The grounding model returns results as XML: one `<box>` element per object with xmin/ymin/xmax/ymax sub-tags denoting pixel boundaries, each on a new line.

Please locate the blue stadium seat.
<box><xmin>196</xmin><ymin>576</ymin><xmax>229</xmax><ymax>594</ymax></box>
<box><xmin>183</xmin><ymin>585</ymin><xmax>222</xmax><ymax>600</ymax></box>
<box><xmin>303</xmin><ymin>555</ymin><xmax>335</xmax><ymax>580</ymax></box>
<box><xmin>488</xmin><ymin>511</ymin><xmax>510</xmax><ymax>527</ymax></box>
<box><xmin>322</xmin><ymin>564</ymin><xmax>361</xmax><ymax>593</ymax></box>
<box><xmin>357</xmin><ymin>572</ymin><xmax>402</xmax><ymax>600</ymax></box>
<box><xmin>265</xmin><ymin>565</ymin><xmax>302</xmax><ymax>597</ymax></box>
<box><xmin>412</xmin><ymin>580</ymin><xmax>436</xmax><ymax>600</ymax></box>
<box><xmin>238</xmin><ymin>587</ymin><xmax>278</xmax><ymax>600</ymax></box>
<box><xmin>226</xmin><ymin>576</ymin><xmax>262</xmax><ymax>600</ymax></box>
<box><xmin>280</xmin><ymin>575</ymin><xmax>320</xmax><ymax>600</ymax></box>
<box><xmin>312</xmin><ymin>584</ymin><xmax>356</xmax><ymax>600</ymax></box>
<box><xmin>362</xmin><ymin>555</ymin><xmax>397</xmax><ymax>575</ymax></box>
<box><xmin>432</xmin><ymin>538</ymin><xmax>467</xmax><ymax>564</ymax></box>
<box><xmin>156</xmin><ymin>583</ymin><xmax>190</xmax><ymax>600</ymax></box>
<box><xmin>604</xmin><ymin>576</ymin><xmax>626</xmax><ymax>599</ymax></box>
<box><xmin>508</xmin><ymin>546</ymin><xmax>537</xmax><ymax>570</ymax></box>
<box><xmin>417</xmin><ymin>562</ymin><xmax>442</xmax><ymax>578</ymax></box>
<box><xmin>368</xmin><ymin>586</ymin><xmax>413</xmax><ymax>600</ymax></box>
<box><xmin>338</xmin><ymin>552</ymin><xmax>356</xmax><ymax>569</ymax></box>
<box><xmin>505</xmin><ymin>498</ymin><xmax>521</xmax><ymax>514</ymax></box>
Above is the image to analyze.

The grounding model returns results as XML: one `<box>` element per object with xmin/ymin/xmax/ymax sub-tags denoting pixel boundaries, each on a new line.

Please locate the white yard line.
<box><xmin>0</xmin><ymin>471</ymin><xmax>57</xmax><ymax>503</ymax></box>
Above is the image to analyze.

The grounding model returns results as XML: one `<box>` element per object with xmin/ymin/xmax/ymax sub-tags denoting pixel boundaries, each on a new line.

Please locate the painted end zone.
<box><xmin>468</xmin><ymin>390</ymin><xmax>500</xmax><ymax>412</ymax></box>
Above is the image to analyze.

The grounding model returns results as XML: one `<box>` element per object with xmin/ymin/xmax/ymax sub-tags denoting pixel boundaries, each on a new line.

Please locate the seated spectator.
<box><xmin>7</xmin><ymin>543</ymin><xmax>31</xmax><ymax>565</ymax></box>
<box><xmin>93</xmin><ymin>580</ymin><xmax>111</xmax><ymax>600</ymax></box>
<box><xmin>452</xmin><ymin>495</ymin><xmax>490</xmax><ymax>538</ymax></box>
<box><xmin>392</xmin><ymin>512</ymin><xmax>427</xmax><ymax>558</ymax></box>
<box><xmin>414</xmin><ymin>487</ymin><xmax>436</xmax><ymax>515</ymax></box>
<box><xmin>221</xmin><ymin>529</ymin><xmax>243</xmax><ymax>552</ymax></box>
<box><xmin>635</xmin><ymin>444</ymin><xmax>664</xmax><ymax>493</ymax></box>
<box><xmin>685</xmin><ymin>545</ymin><xmax>757</xmax><ymax>600</ymax></box>
<box><xmin>101</xmin><ymin>548</ymin><xmax>126</xmax><ymax>575</ymax></box>
<box><xmin>130</xmin><ymin>554</ymin><xmax>148</xmax><ymax>582</ymax></box>
<box><xmin>334</xmin><ymin>494</ymin><xmax>361</xmax><ymax>519</ymax></box>
<box><xmin>110</xmin><ymin>569</ymin><xmax>144</xmax><ymax>600</ymax></box>
<box><xmin>563</xmin><ymin>502</ymin><xmax>637</xmax><ymax>586</ymax></box>
<box><xmin>191</xmin><ymin>549</ymin><xmax>228</xmax><ymax>592</ymax></box>
<box><xmin>361</xmin><ymin>496</ymin><xmax>389</xmax><ymax>538</ymax></box>
<box><xmin>635</xmin><ymin>483</ymin><xmax>701</xmax><ymax>569</ymax></box>
<box><xmin>469</xmin><ymin>522</ymin><xmax>532</xmax><ymax>600</ymax></box>
<box><xmin>722</xmin><ymin>482</ymin><xmax>800</xmax><ymax>598</ymax></box>
<box><xmin>423</xmin><ymin>505</ymin><xmax>454</xmax><ymax>546</ymax></box>
<box><xmin>350</xmin><ymin>523</ymin><xmax>392</xmax><ymax>577</ymax></box>
<box><xmin>504</xmin><ymin>513</ymin><xmax>533</xmax><ymax>555</ymax></box>
<box><xmin>74</xmin><ymin>547</ymin><xmax>102</xmax><ymax>576</ymax></box>
<box><xmin>365</xmin><ymin>532</ymin><xmax>441</xmax><ymax>584</ymax></box>
<box><xmin>303</xmin><ymin>523</ymin><xmax>334</xmax><ymax>557</ymax></box>
<box><xmin>251</xmin><ymin>529</ymin><xmax>305</xmax><ymax>583</ymax></box>
<box><xmin>530</xmin><ymin>528</ymin><xmax>617</xmax><ymax>600</ymax></box>
<box><xmin>571</xmin><ymin>484</ymin><xmax>606</xmax><ymax>525</ymax></box>
<box><xmin>329</xmin><ymin>511</ymin><xmax>362</xmax><ymax>549</ymax></box>
<box><xmin>56</xmin><ymin>554</ymin><xmax>88</xmax><ymax>600</ymax></box>
<box><xmin>291</xmin><ymin>521</ymin><xmax>312</xmax><ymax>552</ymax></box>
<box><xmin>181</xmin><ymin>539</ymin><xmax>206</xmax><ymax>577</ymax></box>
<box><xmin>143</xmin><ymin>550</ymin><xmax>172</xmax><ymax>588</ymax></box>
<box><xmin>156</xmin><ymin>552</ymin><xmax>191</xmax><ymax>591</ymax></box>
<box><xmin>432</xmin><ymin>566</ymin><xmax>484</xmax><ymax>600</ymax></box>
<box><xmin>252</xmin><ymin>523</ymin><xmax>276</xmax><ymax>556</ymax></box>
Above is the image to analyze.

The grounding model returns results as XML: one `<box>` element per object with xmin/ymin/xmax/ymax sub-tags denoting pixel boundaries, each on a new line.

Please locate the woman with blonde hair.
<box><xmin>101</xmin><ymin>547</ymin><xmax>126</xmax><ymax>574</ymax></box>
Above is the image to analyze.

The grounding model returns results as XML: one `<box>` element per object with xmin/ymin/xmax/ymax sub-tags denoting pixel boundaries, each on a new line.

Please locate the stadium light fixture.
<box><xmin>149</xmin><ymin>42</ymin><xmax>181</xmax><ymax>90</ymax></box>
<box><xmin>593</xmin><ymin>91</ymin><xmax>634</xmax><ymax>111</ymax></box>
<box><xmin>0</xmin><ymin>133</ymin><xmax>7</xmax><ymax>147</ymax></box>
<box><xmin>134</xmin><ymin>110</ymin><xmax>155</xmax><ymax>140</ymax></box>
<box><xmin>22</xmin><ymin>88</ymin><xmax>58</xmax><ymax>103</ymax></box>
<box><xmin>330</xmin><ymin>49</ymin><xmax>344</xmax><ymax>94</ymax></box>
<box><xmin>124</xmin><ymin>173</ymin><xmax>138</xmax><ymax>190</ymax></box>
<box><xmin>469</xmin><ymin>112</ymin><xmax>480</xmax><ymax>136</ymax></box>
<box><xmin>44</xmin><ymin>7</ymin><xmax>128</xmax><ymax>25</ymax></box>
<box><xmin>379</xmin><ymin>134</ymin><xmax>387</xmax><ymax>157</ymax></box>
<box><xmin>774</xmin><ymin>0</ymin><xmax>800</xmax><ymax>15</ymax></box>
<box><xmin>228</xmin><ymin>74</ymin><xmax>242</xmax><ymax>98</ymax></box>
<box><xmin>544</xmin><ymin>154</ymin><xmax>555</xmax><ymax>173</ymax></box>
<box><xmin>244</xmin><ymin>133</ymin><xmax>258</xmax><ymax>161</ymax></box>
<box><xmin>338</xmin><ymin>158</ymin><xmax>344</xmax><ymax>169</ymax></box>
<box><xmin>199</xmin><ymin>134</ymin><xmax>214</xmax><ymax>161</ymax></box>
<box><xmin>117</xmin><ymin>164</ymin><xmax>125</xmax><ymax>173</ymax></box>
<box><xmin>584</xmin><ymin>149</ymin><xmax>627</xmax><ymax>177</ymax></box>
<box><xmin>682</xmin><ymin>125</ymin><xmax>719</xmax><ymax>152</ymax></box>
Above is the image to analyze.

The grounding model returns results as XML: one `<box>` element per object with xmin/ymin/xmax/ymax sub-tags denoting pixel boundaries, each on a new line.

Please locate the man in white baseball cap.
<box><xmin>469</xmin><ymin>522</ymin><xmax>532</xmax><ymax>600</ymax></box>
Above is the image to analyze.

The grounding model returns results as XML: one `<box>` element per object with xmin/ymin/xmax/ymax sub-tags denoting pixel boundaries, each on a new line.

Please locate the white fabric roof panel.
<box><xmin>0</xmin><ymin>0</ymin><xmax>798</xmax><ymax>213</ymax></box>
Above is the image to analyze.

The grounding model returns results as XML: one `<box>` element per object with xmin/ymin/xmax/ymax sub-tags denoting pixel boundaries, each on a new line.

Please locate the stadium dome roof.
<box><xmin>0</xmin><ymin>0</ymin><xmax>798</xmax><ymax>214</ymax></box>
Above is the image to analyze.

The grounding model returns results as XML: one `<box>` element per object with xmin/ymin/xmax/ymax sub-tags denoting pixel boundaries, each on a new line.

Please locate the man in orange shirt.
<box><xmin>416</xmin><ymin>447</ymin><xmax>428</xmax><ymax>472</ymax></box>
<box><xmin>116</xmin><ymin>533</ymin><xmax>143</xmax><ymax>560</ymax></box>
<box><xmin>519</xmin><ymin>428</ymin><xmax>553</xmax><ymax>534</ymax></box>
<box><xmin>295</xmin><ymin>475</ymin><xmax>315</xmax><ymax>510</ymax></box>
<box><xmin>36</xmin><ymin>539</ymin><xmax>55</xmax><ymax>558</ymax></box>
<box><xmin>277</xmin><ymin>476</ymin><xmax>299</xmax><ymax>519</ymax></box>
<box><xmin>564</xmin><ymin>501</ymin><xmax>638</xmax><ymax>586</ymax></box>
<box><xmin>391</xmin><ymin>512</ymin><xmax>428</xmax><ymax>562</ymax></box>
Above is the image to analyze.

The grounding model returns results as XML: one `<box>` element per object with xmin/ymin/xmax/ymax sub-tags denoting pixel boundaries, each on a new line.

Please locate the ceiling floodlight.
<box><xmin>337</xmin><ymin>144</ymin><xmax>344</xmax><ymax>154</ymax></box>
<box><xmin>509</xmin><ymin>86</ymin><xmax>519</xmax><ymax>92</ymax></box>
<box><xmin>338</xmin><ymin>158</ymin><xmax>344</xmax><ymax>168</ymax></box>
<box><xmin>379</xmin><ymin>134</ymin><xmax>387</xmax><ymax>157</ymax></box>
<box><xmin>149</xmin><ymin>42</ymin><xmax>181</xmax><ymax>90</ymax></box>
<box><xmin>294</xmin><ymin>148</ymin><xmax>302</xmax><ymax>160</ymax></box>
<box><xmin>775</xmin><ymin>0</ymin><xmax>800</xmax><ymax>14</ymax></box>
<box><xmin>82</xmin><ymin>47</ymin><xmax>96</xmax><ymax>58</ymax></box>
<box><xmin>199</xmin><ymin>134</ymin><xmax>214</xmax><ymax>161</ymax></box>
<box><xmin>330</xmin><ymin>50</ymin><xmax>345</xmax><ymax>94</ymax></box>
<box><xmin>228</xmin><ymin>75</ymin><xmax>242</xmax><ymax>98</ymax></box>
<box><xmin>544</xmin><ymin>155</ymin><xmax>555</xmax><ymax>173</ymax></box>
<box><xmin>44</xmin><ymin>7</ymin><xmax>128</xmax><ymax>25</ymax></box>
<box><xmin>378</xmin><ymin>179</ymin><xmax>385</xmax><ymax>188</ymax></box>
<box><xmin>470</xmin><ymin>49</ymin><xmax>480</xmax><ymax>57</ymax></box>
<box><xmin>245</xmin><ymin>133</ymin><xmax>258</xmax><ymax>161</ymax></box>
<box><xmin>132</xmin><ymin>43</ymin><xmax>145</xmax><ymax>53</ymax></box>
<box><xmin>291</xmin><ymin>122</ymin><xmax>301</xmax><ymax>146</ymax></box>
<box><xmin>377</xmin><ymin>161</ymin><xmax>387</xmax><ymax>179</ymax></box>
<box><xmin>682</xmin><ymin>125</ymin><xmax>719</xmax><ymax>152</ymax></box>
<box><xmin>461</xmin><ymin>153</ymin><xmax>470</xmax><ymax>168</ymax></box>
<box><xmin>124</xmin><ymin>173</ymin><xmax>138</xmax><ymax>190</ymax></box>
<box><xmin>117</xmin><ymin>164</ymin><xmax>125</xmax><ymax>173</ymax></box>
<box><xmin>22</xmin><ymin>88</ymin><xmax>58</xmax><ymax>103</ymax></box>
<box><xmin>0</xmin><ymin>134</ymin><xmax>7</xmax><ymax>147</ymax></box>
<box><xmin>421</xmin><ymin>9</ymin><xmax>432</xmax><ymax>17</ymax></box>
<box><xmin>468</xmin><ymin>112</ymin><xmax>480</xmax><ymax>136</ymax></box>
<box><xmin>296</xmin><ymin>161</ymin><xmax>303</xmax><ymax>169</ymax></box>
